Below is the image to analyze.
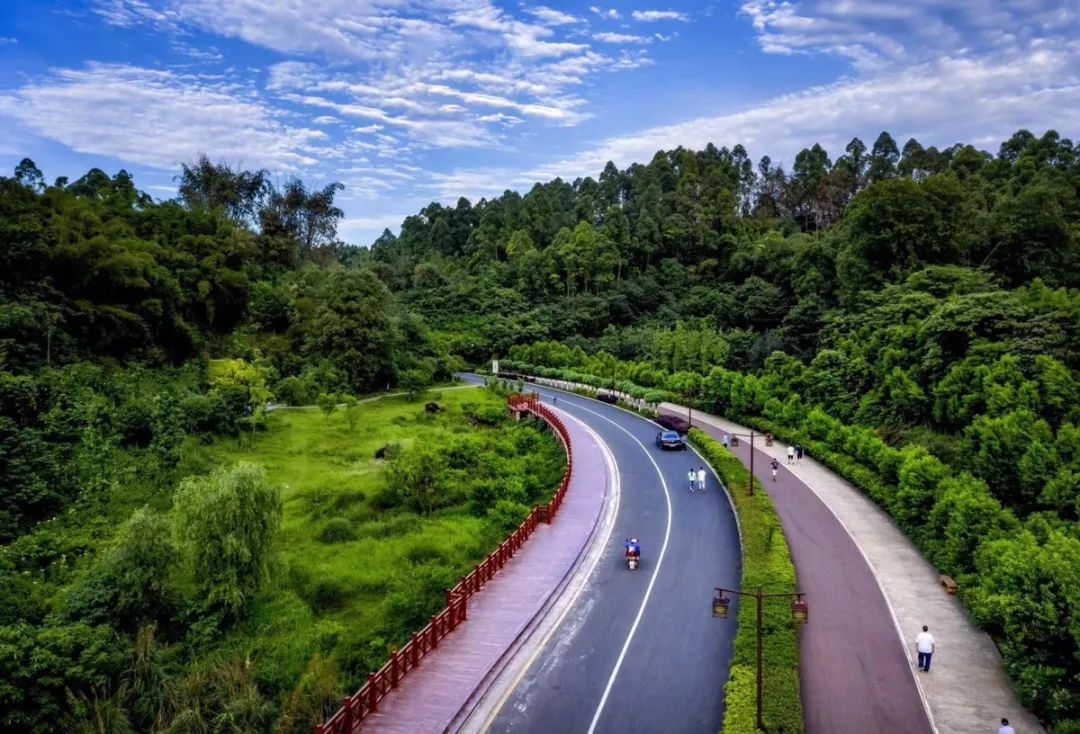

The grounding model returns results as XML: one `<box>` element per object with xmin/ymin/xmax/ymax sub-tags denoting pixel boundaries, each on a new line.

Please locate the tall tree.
<box><xmin>867</xmin><ymin>131</ymin><xmax>900</xmax><ymax>183</ymax></box>
<box><xmin>176</xmin><ymin>154</ymin><xmax>268</xmax><ymax>226</ymax></box>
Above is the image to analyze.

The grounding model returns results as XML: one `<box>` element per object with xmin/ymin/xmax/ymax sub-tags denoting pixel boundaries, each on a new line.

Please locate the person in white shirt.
<box><xmin>696</xmin><ymin>467</ymin><xmax>706</xmax><ymax>492</ymax></box>
<box><xmin>787</xmin><ymin>445</ymin><xmax>795</xmax><ymax>464</ymax></box>
<box><xmin>998</xmin><ymin>717</ymin><xmax>1015</xmax><ymax>734</ymax></box>
<box><xmin>916</xmin><ymin>625</ymin><xmax>935</xmax><ymax>672</ymax></box>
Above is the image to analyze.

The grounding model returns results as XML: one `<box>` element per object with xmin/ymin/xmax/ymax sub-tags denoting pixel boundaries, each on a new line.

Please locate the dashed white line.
<box><xmin>550</xmin><ymin>400</ymin><xmax>673</xmax><ymax>734</ymax></box>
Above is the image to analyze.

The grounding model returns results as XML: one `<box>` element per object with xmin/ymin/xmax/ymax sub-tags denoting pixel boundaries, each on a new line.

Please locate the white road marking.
<box><xmin>550</xmin><ymin>400</ymin><xmax>673</xmax><ymax>734</ymax></box>
<box><xmin>475</xmin><ymin>411</ymin><xmax>621</xmax><ymax>731</ymax></box>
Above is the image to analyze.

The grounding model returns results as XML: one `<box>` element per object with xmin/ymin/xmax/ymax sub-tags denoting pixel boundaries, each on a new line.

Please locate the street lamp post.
<box><xmin>727</xmin><ymin>430</ymin><xmax>757</xmax><ymax>496</ymax></box>
<box><xmin>712</xmin><ymin>587</ymin><xmax>808</xmax><ymax>731</ymax></box>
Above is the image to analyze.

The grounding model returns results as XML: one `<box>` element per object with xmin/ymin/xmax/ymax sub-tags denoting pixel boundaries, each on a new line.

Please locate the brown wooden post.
<box><xmin>343</xmin><ymin>694</ymin><xmax>355</xmax><ymax>729</ymax></box>
<box><xmin>367</xmin><ymin>674</ymin><xmax>377</xmax><ymax>713</ymax></box>
<box><xmin>756</xmin><ymin>587</ymin><xmax>764</xmax><ymax>731</ymax></box>
<box><xmin>749</xmin><ymin>431</ymin><xmax>755</xmax><ymax>497</ymax></box>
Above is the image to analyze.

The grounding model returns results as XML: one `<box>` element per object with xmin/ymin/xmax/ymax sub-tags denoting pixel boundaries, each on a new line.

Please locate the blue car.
<box><xmin>655</xmin><ymin>430</ymin><xmax>687</xmax><ymax>451</ymax></box>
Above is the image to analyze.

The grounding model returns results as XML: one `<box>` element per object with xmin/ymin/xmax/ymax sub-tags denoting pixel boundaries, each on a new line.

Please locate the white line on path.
<box><xmin>474</xmin><ymin>410</ymin><xmax>621</xmax><ymax>731</ymax></box>
<box><xmin>554</xmin><ymin>401</ymin><xmax>673</xmax><ymax>734</ymax></box>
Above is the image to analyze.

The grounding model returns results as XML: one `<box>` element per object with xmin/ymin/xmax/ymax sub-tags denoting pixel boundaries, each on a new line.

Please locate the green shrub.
<box><xmin>173</xmin><ymin>463</ymin><xmax>283</xmax><ymax>619</ymax></box>
<box><xmin>462</xmin><ymin>402</ymin><xmax>506</xmax><ymax>426</ymax></box>
<box><xmin>316</xmin><ymin>518</ymin><xmax>357</xmax><ymax>544</ymax></box>
<box><xmin>274</xmin><ymin>376</ymin><xmax>312</xmax><ymax>406</ymax></box>
<box><xmin>304</xmin><ymin>577</ymin><xmax>354</xmax><ymax>613</ymax></box>
<box><xmin>689</xmin><ymin>430</ymin><xmax>803</xmax><ymax>734</ymax></box>
<box><xmin>487</xmin><ymin>499</ymin><xmax>531</xmax><ymax>533</ymax></box>
<box><xmin>403</xmin><ymin>539</ymin><xmax>448</xmax><ymax>565</ymax></box>
<box><xmin>63</xmin><ymin>507</ymin><xmax>178</xmax><ymax>630</ymax></box>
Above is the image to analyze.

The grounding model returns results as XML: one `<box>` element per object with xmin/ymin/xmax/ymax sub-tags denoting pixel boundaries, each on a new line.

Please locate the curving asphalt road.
<box><xmin>472</xmin><ymin>382</ymin><xmax>742</xmax><ymax>734</ymax></box>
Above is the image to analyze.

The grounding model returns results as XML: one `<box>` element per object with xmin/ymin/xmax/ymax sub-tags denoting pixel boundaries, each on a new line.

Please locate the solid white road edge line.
<box><xmin>565</xmin><ymin>401</ymin><xmax>673</xmax><ymax>734</ymax></box>
<box><xmin>472</xmin><ymin>408</ymin><xmax>622</xmax><ymax>732</ymax></box>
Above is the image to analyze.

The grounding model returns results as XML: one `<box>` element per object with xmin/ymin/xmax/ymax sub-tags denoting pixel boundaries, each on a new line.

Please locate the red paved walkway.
<box><xmin>675</xmin><ymin>412</ymin><xmax>933</xmax><ymax>734</ymax></box>
<box><xmin>361</xmin><ymin>408</ymin><xmax>609</xmax><ymax>733</ymax></box>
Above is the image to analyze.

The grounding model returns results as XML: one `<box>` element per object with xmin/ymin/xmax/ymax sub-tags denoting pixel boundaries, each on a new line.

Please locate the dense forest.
<box><xmin>1</xmin><ymin>126</ymin><xmax>1078</xmax><ymax>730</ymax></box>
<box><xmin>366</xmin><ymin>128</ymin><xmax>1080</xmax><ymax>730</ymax></box>
<box><xmin>0</xmin><ymin>158</ymin><xmax>480</xmax><ymax>732</ymax></box>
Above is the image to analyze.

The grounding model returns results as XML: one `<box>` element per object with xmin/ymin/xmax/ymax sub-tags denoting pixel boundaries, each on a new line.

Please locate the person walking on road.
<box><xmin>721</xmin><ymin>432</ymin><xmax>730</xmax><ymax>449</ymax></box>
<box><xmin>770</xmin><ymin>458</ymin><xmax>780</xmax><ymax>482</ymax></box>
<box><xmin>688</xmin><ymin>468</ymin><xmax>697</xmax><ymax>493</ymax></box>
<box><xmin>916</xmin><ymin>625</ymin><xmax>935</xmax><ymax>672</ymax></box>
<box><xmin>696</xmin><ymin>467</ymin><xmax>706</xmax><ymax>492</ymax></box>
<box><xmin>998</xmin><ymin>718</ymin><xmax>1015</xmax><ymax>734</ymax></box>
<box><xmin>787</xmin><ymin>445</ymin><xmax>795</xmax><ymax>464</ymax></box>
<box><xmin>795</xmin><ymin>444</ymin><xmax>804</xmax><ymax>462</ymax></box>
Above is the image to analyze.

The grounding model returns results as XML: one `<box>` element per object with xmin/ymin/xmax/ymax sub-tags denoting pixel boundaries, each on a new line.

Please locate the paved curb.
<box><xmin>662</xmin><ymin>404</ymin><xmax>1045</xmax><ymax>734</ymax></box>
<box><xmin>454</xmin><ymin>410</ymin><xmax>620</xmax><ymax>732</ymax></box>
<box><xmin>360</xmin><ymin>397</ymin><xmax>614</xmax><ymax>734</ymax></box>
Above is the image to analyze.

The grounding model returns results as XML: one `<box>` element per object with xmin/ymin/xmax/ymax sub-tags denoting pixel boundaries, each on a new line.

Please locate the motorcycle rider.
<box><xmin>625</xmin><ymin>537</ymin><xmax>641</xmax><ymax>558</ymax></box>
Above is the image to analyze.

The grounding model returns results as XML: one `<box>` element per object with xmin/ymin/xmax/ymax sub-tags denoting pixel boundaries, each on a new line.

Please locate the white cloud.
<box><xmin>96</xmin><ymin>1</ymin><xmax>650</xmax><ymax>149</ymax></box>
<box><xmin>312</xmin><ymin>115</ymin><xmax>341</xmax><ymax>124</ymax></box>
<box><xmin>479</xmin><ymin>112</ymin><xmax>525</xmax><ymax>125</ymax></box>
<box><xmin>739</xmin><ymin>0</ymin><xmax>1080</xmax><ymax>68</ymax></box>
<box><xmin>339</xmin><ymin>213</ymin><xmax>415</xmax><ymax>240</ymax></box>
<box><xmin>267</xmin><ymin>55</ymin><xmax>602</xmax><ymax>142</ymax></box>
<box><xmin>0</xmin><ymin>37</ymin><xmax>17</xmax><ymax>44</ymax></box>
<box><xmin>171</xmin><ymin>41</ymin><xmax>223</xmax><ymax>61</ymax></box>
<box><xmin>0</xmin><ymin>63</ymin><xmax>326</xmax><ymax>170</ymax></box>
<box><xmin>410</xmin><ymin>81</ymin><xmax>585</xmax><ymax>122</ymax></box>
<box><xmin>594</xmin><ymin>32</ymin><xmax>653</xmax><ymax>44</ymax></box>
<box><xmin>524</xmin><ymin>43</ymin><xmax>1080</xmax><ymax>181</ymax></box>
<box><xmin>524</xmin><ymin>5</ymin><xmax>583</xmax><ymax>26</ymax></box>
<box><xmin>589</xmin><ymin>6</ymin><xmax>621</xmax><ymax>20</ymax></box>
<box><xmin>631</xmin><ymin>10</ymin><xmax>690</xmax><ymax>22</ymax></box>
<box><xmin>284</xmin><ymin>92</ymin><xmax>498</xmax><ymax>148</ymax></box>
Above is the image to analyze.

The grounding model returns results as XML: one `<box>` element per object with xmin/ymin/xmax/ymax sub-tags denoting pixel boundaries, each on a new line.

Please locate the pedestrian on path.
<box><xmin>697</xmin><ymin>467</ymin><xmax>706</xmax><ymax>492</ymax></box>
<box><xmin>795</xmin><ymin>444</ymin><xmax>804</xmax><ymax>462</ymax></box>
<box><xmin>771</xmin><ymin>458</ymin><xmax>780</xmax><ymax>482</ymax></box>
<box><xmin>998</xmin><ymin>718</ymin><xmax>1015</xmax><ymax>734</ymax></box>
<box><xmin>721</xmin><ymin>432</ymin><xmax>730</xmax><ymax>449</ymax></box>
<box><xmin>916</xmin><ymin>625</ymin><xmax>935</xmax><ymax>672</ymax></box>
<box><xmin>688</xmin><ymin>468</ymin><xmax>697</xmax><ymax>493</ymax></box>
<box><xmin>787</xmin><ymin>445</ymin><xmax>795</xmax><ymax>464</ymax></box>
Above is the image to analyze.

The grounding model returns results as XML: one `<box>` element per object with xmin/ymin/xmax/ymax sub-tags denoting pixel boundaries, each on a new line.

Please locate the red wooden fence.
<box><xmin>316</xmin><ymin>392</ymin><xmax>571</xmax><ymax>734</ymax></box>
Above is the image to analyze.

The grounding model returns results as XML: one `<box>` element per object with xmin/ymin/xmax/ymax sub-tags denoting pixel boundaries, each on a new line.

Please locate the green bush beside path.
<box><xmin>690</xmin><ymin>429</ymin><xmax>803</xmax><ymax>734</ymax></box>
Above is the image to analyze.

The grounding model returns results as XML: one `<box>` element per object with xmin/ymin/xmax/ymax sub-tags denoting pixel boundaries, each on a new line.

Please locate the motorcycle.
<box><xmin>625</xmin><ymin>538</ymin><xmax>641</xmax><ymax>570</ymax></box>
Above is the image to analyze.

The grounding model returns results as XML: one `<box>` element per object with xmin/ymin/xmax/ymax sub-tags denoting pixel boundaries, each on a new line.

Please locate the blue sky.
<box><xmin>1</xmin><ymin>1</ymin><xmax>1078</xmax><ymax>245</ymax></box>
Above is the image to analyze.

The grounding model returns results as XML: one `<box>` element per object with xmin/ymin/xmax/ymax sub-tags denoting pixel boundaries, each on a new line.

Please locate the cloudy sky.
<box><xmin>1</xmin><ymin>1</ymin><xmax>1078</xmax><ymax>244</ymax></box>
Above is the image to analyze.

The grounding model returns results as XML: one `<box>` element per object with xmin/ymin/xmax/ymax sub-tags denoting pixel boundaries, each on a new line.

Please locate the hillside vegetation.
<box><xmin>367</xmin><ymin>129</ymin><xmax>1079</xmax><ymax>730</ymax></box>
<box><xmin>1</xmin><ymin>127</ymin><xmax>1078</xmax><ymax>729</ymax></box>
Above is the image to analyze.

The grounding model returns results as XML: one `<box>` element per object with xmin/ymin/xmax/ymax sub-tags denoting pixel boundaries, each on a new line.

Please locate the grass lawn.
<box><xmin>176</xmin><ymin>384</ymin><xmax>566</xmax><ymax>716</ymax></box>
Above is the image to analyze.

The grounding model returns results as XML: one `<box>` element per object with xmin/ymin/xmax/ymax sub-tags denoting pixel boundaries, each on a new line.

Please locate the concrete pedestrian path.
<box><xmin>662</xmin><ymin>403</ymin><xmax>1045</xmax><ymax>734</ymax></box>
<box><xmin>362</xmin><ymin>407</ymin><xmax>612</xmax><ymax>733</ymax></box>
